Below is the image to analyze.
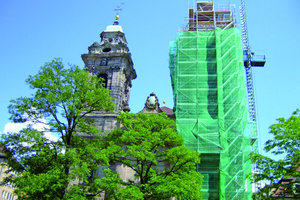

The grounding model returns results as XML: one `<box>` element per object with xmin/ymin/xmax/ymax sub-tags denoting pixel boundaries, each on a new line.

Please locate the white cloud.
<box><xmin>3</xmin><ymin>119</ymin><xmax>58</xmax><ymax>142</ymax></box>
<box><xmin>4</xmin><ymin>122</ymin><xmax>26</xmax><ymax>133</ymax></box>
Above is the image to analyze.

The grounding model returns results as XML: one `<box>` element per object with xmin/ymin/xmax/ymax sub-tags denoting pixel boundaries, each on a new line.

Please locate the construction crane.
<box><xmin>240</xmin><ymin>0</ymin><xmax>266</xmax><ymax>149</ymax></box>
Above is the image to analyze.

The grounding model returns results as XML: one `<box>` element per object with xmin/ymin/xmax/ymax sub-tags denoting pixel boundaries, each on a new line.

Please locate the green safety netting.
<box><xmin>169</xmin><ymin>27</ymin><xmax>252</xmax><ymax>200</ymax></box>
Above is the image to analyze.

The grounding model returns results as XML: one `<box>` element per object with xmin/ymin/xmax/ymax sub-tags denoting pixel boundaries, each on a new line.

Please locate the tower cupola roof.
<box><xmin>104</xmin><ymin>24</ymin><xmax>123</xmax><ymax>33</ymax></box>
<box><xmin>104</xmin><ymin>15</ymin><xmax>123</xmax><ymax>33</ymax></box>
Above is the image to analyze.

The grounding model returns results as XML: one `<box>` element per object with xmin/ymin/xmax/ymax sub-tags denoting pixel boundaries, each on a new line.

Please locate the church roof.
<box><xmin>160</xmin><ymin>106</ymin><xmax>174</xmax><ymax>116</ymax></box>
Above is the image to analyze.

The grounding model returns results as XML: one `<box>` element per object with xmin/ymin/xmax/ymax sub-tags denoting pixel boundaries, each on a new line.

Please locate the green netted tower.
<box><xmin>169</xmin><ymin>2</ymin><xmax>252</xmax><ymax>199</ymax></box>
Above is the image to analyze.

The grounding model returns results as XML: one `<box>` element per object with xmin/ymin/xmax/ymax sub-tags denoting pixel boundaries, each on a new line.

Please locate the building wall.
<box><xmin>0</xmin><ymin>163</ymin><xmax>16</xmax><ymax>200</ymax></box>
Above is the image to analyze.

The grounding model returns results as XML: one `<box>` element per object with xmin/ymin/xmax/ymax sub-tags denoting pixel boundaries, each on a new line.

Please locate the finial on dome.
<box><xmin>113</xmin><ymin>15</ymin><xmax>120</xmax><ymax>25</ymax></box>
<box><xmin>113</xmin><ymin>2</ymin><xmax>124</xmax><ymax>25</ymax></box>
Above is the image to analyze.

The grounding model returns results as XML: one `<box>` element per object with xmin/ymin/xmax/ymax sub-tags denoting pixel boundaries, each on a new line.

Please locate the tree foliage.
<box><xmin>2</xmin><ymin>59</ymin><xmax>203</xmax><ymax>199</ymax></box>
<box><xmin>1</xmin><ymin>59</ymin><xmax>114</xmax><ymax>200</ymax></box>
<box><xmin>101</xmin><ymin>112</ymin><xmax>203</xmax><ymax>200</ymax></box>
<box><xmin>250</xmin><ymin>109</ymin><xmax>300</xmax><ymax>199</ymax></box>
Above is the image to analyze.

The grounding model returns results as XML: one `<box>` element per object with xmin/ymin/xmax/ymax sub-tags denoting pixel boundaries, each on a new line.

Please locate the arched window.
<box><xmin>98</xmin><ymin>73</ymin><xmax>108</xmax><ymax>88</ymax></box>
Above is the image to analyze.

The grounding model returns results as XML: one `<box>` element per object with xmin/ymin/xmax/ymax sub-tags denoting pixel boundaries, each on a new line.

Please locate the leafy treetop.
<box><xmin>251</xmin><ymin>109</ymin><xmax>300</xmax><ymax>199</ymax></box>
<box><xmin>99</xmin><ymin>112</ymin><xmax>203</xmax><ymax>200</ymax></box>
<box><xmin>2</xmin><ymin>59</ymin><xmax>114</xmax><ymax>200</ymax></box>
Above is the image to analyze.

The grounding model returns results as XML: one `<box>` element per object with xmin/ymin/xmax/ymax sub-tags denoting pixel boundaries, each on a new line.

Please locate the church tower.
<box><xmin>169</xmin><ymin>2</ymin><xmax>252</xmax><ymax>199</ymax></box>
<box><xmin>81</xmin><ymin>17</ymin><xmax>136</xmax><ymax>132</ymax></box>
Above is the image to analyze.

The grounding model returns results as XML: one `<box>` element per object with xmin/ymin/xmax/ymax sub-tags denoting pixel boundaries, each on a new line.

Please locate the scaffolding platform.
<box><xmin>243</xmin><ymin>50</ymin><xmax>266</xmax><ymax>67</ymax></box>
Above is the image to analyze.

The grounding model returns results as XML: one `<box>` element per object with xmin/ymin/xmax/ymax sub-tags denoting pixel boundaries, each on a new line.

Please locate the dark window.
<box><xmin>98</xmin><ymin>73</ymin><xmax>108</xmax><ymax>88</ymax></box>
<box><xmin>101</xmin><ymin>58</ymin><xmax>108</xmax><ymax>66</ymax></box>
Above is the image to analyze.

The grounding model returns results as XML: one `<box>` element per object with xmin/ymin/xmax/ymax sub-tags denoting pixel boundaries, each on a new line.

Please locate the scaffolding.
<box><xmin>188</xmin><ymin>1</ymin><xmax>236</xmax><ymax>31</ymax></box>
<box><xmin>169</xmin><ymin>2</ymin><xmax>252</xmax><ymax>199</ymax></box>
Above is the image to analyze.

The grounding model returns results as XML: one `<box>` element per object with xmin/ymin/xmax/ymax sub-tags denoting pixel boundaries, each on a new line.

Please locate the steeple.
<box><xmin>81</xmin><ymin>20</ymin><xmax>136</xmax><ymax>131</ymax></box>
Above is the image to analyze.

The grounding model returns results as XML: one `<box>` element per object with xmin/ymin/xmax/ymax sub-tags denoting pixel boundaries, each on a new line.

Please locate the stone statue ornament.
<box><xmin>140</xmin><ymin>93</ymin><xmax>162</xmax><ymax>113</ymax></box>
<box><xmin>146</xmin><ymin>93</ymin><xmax>158</xmax><ymax>109</ymax></box>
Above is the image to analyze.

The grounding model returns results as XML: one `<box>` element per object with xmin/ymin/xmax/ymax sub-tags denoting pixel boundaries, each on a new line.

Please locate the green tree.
<box><xmin>251</xmin><ymin>109</ymin><xmax>300</xmax><ymax>199</ymax></box>
<box><xmin>1</xmin><ymin>59</ymin><xmax>114</xmax><ymax>200</ymax></box>
<box><xmin>100</xmin><ymin>112</ymin><xmax>203</xmax><ymax>200</ymax></box>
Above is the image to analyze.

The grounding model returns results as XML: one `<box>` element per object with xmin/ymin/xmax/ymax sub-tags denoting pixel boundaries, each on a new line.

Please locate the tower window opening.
<box><xmin>98</xmin><ymin>73</ymin><xmax>108</xmax><ymax>88</ymax></box>
<box><xmin>108</xmin><ymin>38</ymin><xmax>113</xmax><ymax>42</ymax></box>
<box><xmin>103</xmin><ymin>47</ymin><xmax>111</xmax><ymax>52</ymax></box>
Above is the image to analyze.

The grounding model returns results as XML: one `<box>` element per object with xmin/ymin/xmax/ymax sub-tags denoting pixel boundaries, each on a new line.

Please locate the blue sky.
<box><xmin>0</xmin><ymin>0</ymin><xmax>299</xmax><ymax>153</ymax></box>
